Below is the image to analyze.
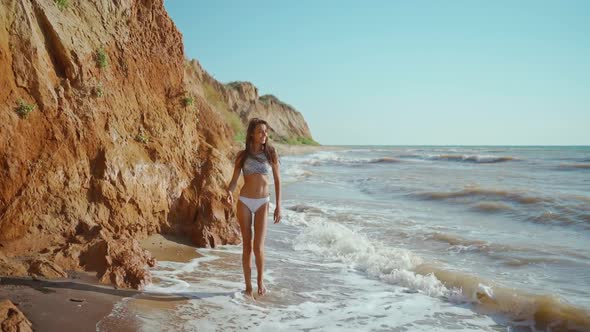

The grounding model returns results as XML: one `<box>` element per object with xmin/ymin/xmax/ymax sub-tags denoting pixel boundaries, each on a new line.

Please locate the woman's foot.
<box><xmin>257</xmin><ymin>282</ymin><xmax>266</xmax><ymax>296</ymax></box>
<box><xmin>244</xmin><ymin>287</ymin><xmax>254</xmax><ymax>299</ymax></box>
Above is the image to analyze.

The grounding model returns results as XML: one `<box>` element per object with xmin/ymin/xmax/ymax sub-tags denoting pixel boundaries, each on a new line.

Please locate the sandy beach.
<box><xmin>0</xmin><ymin>272</ymin><xmax>140</xmax><ymax>331</ymax></box>
<box><xmin>0</xmin><ymin>234</ymin><xmax>204</xmax><ymax>331</ymax></box>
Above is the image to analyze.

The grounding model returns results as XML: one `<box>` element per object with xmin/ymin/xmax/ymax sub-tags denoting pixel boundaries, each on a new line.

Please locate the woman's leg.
<box><xmin>236</xmin><ymin>200</ymin><xmax>253</xmax><ymax>297</ymax></box>
<box><xmin>253</xmin><ymin>203</ymin><xmax>269</xmax><ymax>295</ymax></box>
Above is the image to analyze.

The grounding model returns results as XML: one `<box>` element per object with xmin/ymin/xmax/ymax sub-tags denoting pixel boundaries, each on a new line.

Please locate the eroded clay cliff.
<box><xmin>0</xmin><ymin>0</ymin><xmax>244</xmax><ymax>289</ymax></box>
<box><xmin>185</xmin><ymin>59</ymin><xmax>317</xmax><ymax>144</ymax></box>
<box><xmin>0</xmin><ymin>0</ymin><xmax>315</xmax><ymax>290</ymax></box>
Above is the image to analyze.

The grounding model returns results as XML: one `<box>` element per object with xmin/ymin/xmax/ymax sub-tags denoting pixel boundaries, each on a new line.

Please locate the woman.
<box><xmin>226</xmin><ymin>118</ymin><xmax>281</xmax><ymax>298</ymax></box>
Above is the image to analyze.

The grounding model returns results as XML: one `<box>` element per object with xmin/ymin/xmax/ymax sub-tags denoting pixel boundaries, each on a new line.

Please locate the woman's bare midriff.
<box><xmin>239</xmin><ymin>174</ymin><xmax>270</xmax><ymax>198</ymax></box>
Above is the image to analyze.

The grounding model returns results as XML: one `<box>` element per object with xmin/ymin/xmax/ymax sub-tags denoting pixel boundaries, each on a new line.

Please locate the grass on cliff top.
<box><xmin>259</xmin><ymin>94</ymin><xmax>277</xmax><ymax>104</ymax></box>
<box><xmin>277</xmin><ymin>136</ymin><xmax>320</xmax><ymax>146</ymax></box>
<box><xmin>225</xmin><ymin>81</ymin><xmax>247</xmax><ymax>89</ymax></box>
<box><xmin>259</xmin><ymin>94</ymin><xmax>296</xmax><ymax>110</ymax></box>
<box><xmin>203</xmin><ymin>81</ymin><xmax>245</xmax><ymax>142</ymax></box>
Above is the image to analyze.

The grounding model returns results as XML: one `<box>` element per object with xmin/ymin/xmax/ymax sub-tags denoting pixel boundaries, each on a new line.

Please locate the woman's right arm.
<box><xmin>226</xmin><ymin>154</ymin><xmax>242</xmax><ymax>204</ymax></box>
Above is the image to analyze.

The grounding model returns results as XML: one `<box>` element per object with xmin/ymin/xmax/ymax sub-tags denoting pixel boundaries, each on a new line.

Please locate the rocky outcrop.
<box><xmin>254</xmin><ymin>93</ymin><xmax>316</xmax><ymax>144</ymax></box>
<box><xmin>0</xmin><ymin>0</ymin><xmax>241</xmax><ymax>289</ymax></box>
<box><xmin>185</xmin><ymin>60</ymin><xmax>317</xmax><ymax>144</ymax></box>
<box><xmin>0</xmin><ymin>300</ymin><xmax>33</xmax><ymax>332</ymax></box>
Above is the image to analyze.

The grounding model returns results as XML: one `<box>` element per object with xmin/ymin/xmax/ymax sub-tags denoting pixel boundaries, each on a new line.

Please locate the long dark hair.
<box><xmin>236</xmin><ymin>118</ymin><xmax>278</xmax><ymax>168</ymax></box>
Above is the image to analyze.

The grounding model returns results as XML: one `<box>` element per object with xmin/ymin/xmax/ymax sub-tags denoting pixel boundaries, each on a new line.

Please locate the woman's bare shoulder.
<box><xmin>267</xmin><ymin>145</ymin><xmax>280</xmax><ymax>165</ymax></box>
<box><xmin>234</xmin><ymin>150</ymin><xmax>247</xmax><ymax>165</ymax></box>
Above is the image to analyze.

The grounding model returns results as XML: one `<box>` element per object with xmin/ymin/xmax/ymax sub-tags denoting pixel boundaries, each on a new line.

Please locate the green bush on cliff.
<box><xmin>182</xmin><ymin>95</ymin><xmax>194</xmax><ymax>107</ymax></box>
<box><xmin>55</xmin><ymin>0</ymin><xmax>69</xmax><ymax>10</ymax></box>
<box><xmin>15</xmin><ymin>99</ymin><xmax>36</xmax><ymax>119</ymax></box>
<box><xmin>96</xmin><ymin>47</ymin><xmax>108</xmax><ymax>69</ymax></box>
<box><xmin>228</xmin><ymin>114</ymin><xmax>245</xmax><ymax>142</ymax></box>
<box><xmin>94</xmin><ymin>83</ymin><xmax>104</xmax><ymax>97</ymax></box>
<box><xmin>203</xmin><ymin>81</ymin><xmax>245</xmax><ymax>142</ymax></box>
<box><xmin>203</xmin><ymin>81</ymin><xmax>226</xmax><ymax>111</ymax></box>
<box><xmin>135</xmin><ymin>132</ymin><xmax>149</xmax><ymax>144</ymax></box>
<box><xmin>234</xmin><ymin>131</ymin><xmax>246</xmax><ymax>143</ymax></box>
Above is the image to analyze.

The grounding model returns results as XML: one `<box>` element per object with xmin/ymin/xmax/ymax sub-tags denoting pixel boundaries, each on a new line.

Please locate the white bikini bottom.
<box><xmin>239</xmin><ymin>196</ymin><xmax>270</xmax><ymax>213</ymax></box>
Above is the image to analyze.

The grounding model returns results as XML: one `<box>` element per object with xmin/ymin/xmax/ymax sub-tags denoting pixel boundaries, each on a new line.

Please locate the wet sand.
<box><xmin>0</xmin><ymin>234</ymin><xmax>202</xmax><ymax>331</ymax></box>
<box><xmin>0</xmin><ymin>272</ymin><xmax>140</xmax><ymax>332</ymax></box>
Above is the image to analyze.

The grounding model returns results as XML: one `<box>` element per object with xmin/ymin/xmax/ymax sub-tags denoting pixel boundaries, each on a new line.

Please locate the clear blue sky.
<box><xmin>164</xmin><ymin>0</ymin><xmax>589</xmax><ymax>145</ymax></box>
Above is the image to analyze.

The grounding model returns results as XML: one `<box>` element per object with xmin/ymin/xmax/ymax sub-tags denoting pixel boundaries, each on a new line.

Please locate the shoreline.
<box><xmin>107</xmin><ymin>234</ymin><xmax>205</xmax><ymax>331</ymax></box>
<box><xmin>0</xmin><ymin>272</ymin><xmax>140</xmax><ymax>332</ymax></box>
<box><xmin>0</xmin><ymin>234</ymin><xmax>203</xmax><ymax>331</ymax></box>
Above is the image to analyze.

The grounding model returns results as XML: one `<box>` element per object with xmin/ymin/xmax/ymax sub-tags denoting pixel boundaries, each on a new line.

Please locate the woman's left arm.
<box><xmin>271</xmin><ymin>159</ymin><xmax>281</xmax><ymax>224</ymax></box>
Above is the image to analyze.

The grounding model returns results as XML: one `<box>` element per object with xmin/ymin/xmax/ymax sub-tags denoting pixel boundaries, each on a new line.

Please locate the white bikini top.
<box><xmin>242</xmin><ymin>151</ymin><xmax>271</xmax><ymax>176</ymax></box>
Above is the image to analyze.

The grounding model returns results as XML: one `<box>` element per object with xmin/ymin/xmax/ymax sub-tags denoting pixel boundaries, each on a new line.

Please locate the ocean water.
<box><xmin>110</xmin><ymin>146</ymin><xmax>590</xmax><ymax>331</ymax></box>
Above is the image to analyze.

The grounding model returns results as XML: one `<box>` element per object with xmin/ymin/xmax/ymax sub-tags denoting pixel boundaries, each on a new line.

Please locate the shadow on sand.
<box><xmin>0</xmin><ymin>276</ymin><xmax>232</xmax><ymax>301</ymax></box>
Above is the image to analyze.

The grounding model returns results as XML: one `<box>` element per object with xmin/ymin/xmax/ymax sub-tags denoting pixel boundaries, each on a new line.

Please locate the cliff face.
<box><xmin>186</xmin><ymin>60</ymin><xmax>316</xmax><ymax>144</ymax></box>
<box><xmin>0</xmin><ymin>0</ymin><xmax>316</xmax><ymax>290</ymax></box>
<box><xmin>0</xmin><ymin>0</ymin><xmax>242</xmax><ymax>289</ymax></box>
